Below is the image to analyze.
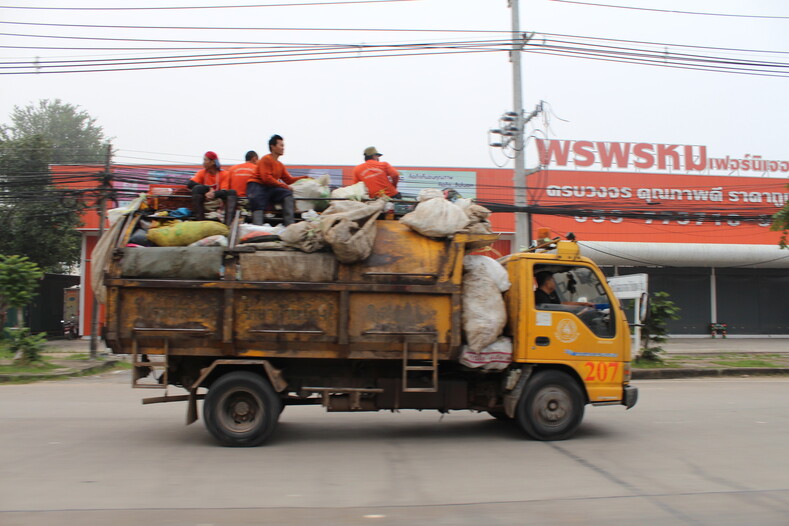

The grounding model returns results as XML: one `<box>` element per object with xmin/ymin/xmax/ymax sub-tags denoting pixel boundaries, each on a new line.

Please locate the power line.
<box><xmin>550</xmin><ymin>0</ymin><xmax>789</xmax><ymax>20</ymax></box>
<box><xmin>0</xmin><ymin>0</ymin><xmax>418</xmax><ymax>11</ymax></box>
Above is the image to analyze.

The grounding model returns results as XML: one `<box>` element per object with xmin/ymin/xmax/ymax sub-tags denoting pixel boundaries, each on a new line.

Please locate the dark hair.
<box><xmin>364</xmin><ymin>154</ymin><xmax>376</xmax><ymax>161</ymax></box>
<box><xmin>245</xmin><ymin>150</ymin><xmax>258</xmax><ymax>162</ymax></box>
<box><xmin>535</xmin><ymin>271</ymin><xmax>553</xmax><ymax>287</ymax></box>
<box><xmin>268</xmin><ymin>134</ymin><xmax>283</xmax><ymax>151</ymax></box>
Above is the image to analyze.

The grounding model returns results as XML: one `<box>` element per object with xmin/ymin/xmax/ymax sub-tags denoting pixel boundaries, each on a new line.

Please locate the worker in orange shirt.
<box><xmin>247</xmin><ymin>135</ymin><xmax>308</xmax><ymax>226</ymax></box>
<box><xmin>186</xmin><ymin>151</ymin><xmax>228</xmax><ymax>221</ymax></box>
<box><xmin>352</xmin><ymin>146</ymin><xmax>401</xmax><ymax>199</ymax></box>
<box><xmin>218</xmin><ymin>150</ymin><xmax>259</xmax><ymax>223</ymax></box>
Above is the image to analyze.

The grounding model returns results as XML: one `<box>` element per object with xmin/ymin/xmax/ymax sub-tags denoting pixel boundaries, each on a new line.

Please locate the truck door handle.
<box><xmin>535</xmin><ymin>336</ymin><xmax>550</xmax><ymax>346</ymax></box>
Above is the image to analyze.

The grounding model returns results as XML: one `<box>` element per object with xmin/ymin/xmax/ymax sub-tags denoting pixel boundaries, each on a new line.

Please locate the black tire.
<box><xmin>203</xmin><ymin>371</ymin><xmax>282</xmax><ymax>447</ymax></box>
<box><xmin>487</xmin><ymin>410</ymin><xmax>513</xmax><ymax>421</ymax></box>
<box><xmin>516</xmin><ymin>370</ymin><xmax>585</xmax><ymax>441</ymax></box>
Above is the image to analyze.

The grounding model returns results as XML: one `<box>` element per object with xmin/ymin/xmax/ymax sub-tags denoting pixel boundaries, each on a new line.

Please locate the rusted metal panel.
<box><xmin>239</xmin><ymin>252</ymin><xmax>338</xmax><ymax>282</ymax></box>
<box><xmin>339</xmin><ymin>222</ymin><xmax>450</xmax><ymax>284</ymax></box>
<box><xmin>118</xmin><ymin>288</ymin><xmax>224</xmax><ymax>339</ymax></box>
<box><xmin>234</xmin><ymin>290</ymin><xmax>339</xmax><ymax>343</ymax></box>
<box><xmin>348</xmin><ymin>292</ymin><xmax>451</xmax><ymax>344</ymax></box>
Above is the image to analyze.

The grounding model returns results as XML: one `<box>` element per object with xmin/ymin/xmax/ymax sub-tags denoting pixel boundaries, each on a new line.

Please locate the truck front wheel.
<box><xmin>203</xmin><ymin>371</ymin><xmax>282</xmax><ymax>447</ymax></box>
<box><xmin>516</xmin><ymin>370</ymin><xmax>585</xmax><ymax>441</ymax></box>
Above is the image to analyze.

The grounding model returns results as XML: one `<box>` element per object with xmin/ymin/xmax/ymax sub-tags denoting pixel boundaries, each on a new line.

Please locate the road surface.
<box><xmin>1</xmin><ymin>372</ymin><xmax>787</xmax><ymax>525</ymax></box>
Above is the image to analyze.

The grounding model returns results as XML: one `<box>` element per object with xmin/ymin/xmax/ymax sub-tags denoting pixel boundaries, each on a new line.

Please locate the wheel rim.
<box><xmin>216</xmin><ymin>388</ymin><xmax>264</xmax><ymax>434</ymax></box>
<box><xmin>532</xmin><ymin>386</ymin><xmax>572</xmax><ymax>429</ymax></box>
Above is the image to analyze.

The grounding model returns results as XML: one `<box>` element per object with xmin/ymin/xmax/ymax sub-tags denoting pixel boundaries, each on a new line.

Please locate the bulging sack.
<box><xmin>147</xmin><ymin>221</ymin><xmax>229</xmax><ymax>247</ymax></box>
<box><xmin>280</xmin><ymin>220</ymin><xmax>326</xmax><ymax>253</ymax></box>
<box><xmin>459</xmin><ymin>336</ymin><xmax>512</xmax><ymax>370</ymax></box>
<box><xmin>463</xmin><ymin>255</ymin><xmax>510</xmax><ymax>292</ymax></box>
<box><xmin>291</xmin><ymin>176</ymin><xmax>330</xmax><ymax>213</ymax></box>
<box><xmin>320</xmin><ymin>199</ymin><xmax>385</xmax><ymax>263</ymax></box>
<box><xmin>461</xmin><ymin>262</ymin><xmax>507</xmax><ymax>352</ymax></box>
<box><xmin>400</xmin><ymin>197</ymin><xmax>470</xmax><ymax>238</ymax></box>
<box><xmin>330</xmin><ymin>181</ymin><xmax>369</xmax><ymax>201</ymax></box>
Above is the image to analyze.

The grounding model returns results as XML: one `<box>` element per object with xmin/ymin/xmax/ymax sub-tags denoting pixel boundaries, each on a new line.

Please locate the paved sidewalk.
<box><xmin>664</xmin><ymin>336</ymin><xmax>789</xmax><ymax>355</ymax></box>
<box><xmin>0</xmin><ymin>337</ymin><xmax>787</xmax><ymax>383</ymax></box>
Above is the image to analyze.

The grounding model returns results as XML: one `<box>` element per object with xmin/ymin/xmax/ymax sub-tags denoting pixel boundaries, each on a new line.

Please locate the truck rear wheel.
<box><xmin>203</xmin><ymin>371</ymin><xmax>282</xmax><ymax>447</ymax></box>
<box><xmin>516</xmin><ymin>370</ymin><xmax>584</xmax><ymax>441</ymax></box>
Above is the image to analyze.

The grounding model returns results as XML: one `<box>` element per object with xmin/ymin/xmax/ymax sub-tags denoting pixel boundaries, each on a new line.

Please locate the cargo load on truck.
<box><xmin>98</xmin><ymin>188</ymin><xmax>638</xmax><ymax>447</ymax></box>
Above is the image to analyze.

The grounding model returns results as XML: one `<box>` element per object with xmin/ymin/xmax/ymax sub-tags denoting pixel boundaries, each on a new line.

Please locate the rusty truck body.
<box><xmin>102</xmin><ymin>212</ymin><xmax>637</xmax><ymax>446</ymax></box>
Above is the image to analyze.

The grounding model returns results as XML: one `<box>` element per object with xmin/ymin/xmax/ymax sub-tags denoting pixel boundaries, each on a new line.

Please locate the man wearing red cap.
<box><xmin>352</xmin><ymin>146</ymin><xmax>401</xmax><ymax>199</ymax></box>
<box><xmin>186</xmin><ymin>151</ymin><xmax>230</xmax><ymax>221</ymax></box>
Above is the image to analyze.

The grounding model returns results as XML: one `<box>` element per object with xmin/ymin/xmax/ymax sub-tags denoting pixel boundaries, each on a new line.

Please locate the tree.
<box><xmin>4</xmin><ymin>99</ymin><xmax>108</xmax><ymax>165</ymax></box>
<box><xmin>771</xmin><ymin>189</ymin><xmax>789</xmax><ymax>249</ymax></box>
<box><xmin>0</xmin><ymin>255</ymin><xmax>43</xmax><ymax>331</ymax></box>
<box><xmin>639</xmin><ymin>291</ymin><xmax>681</xmax><ymax>362</ymax></box>
<box><xmin>0</xmin><ymin>135</ymin><xmax>84</xmax><ymax>272</ymax></box>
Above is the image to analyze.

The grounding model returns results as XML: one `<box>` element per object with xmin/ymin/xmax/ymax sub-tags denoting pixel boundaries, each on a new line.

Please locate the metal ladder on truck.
<box><xmin>402</xmin><ymin>341</ymin><xmax>439</xmax><ymax>393</ymax></box>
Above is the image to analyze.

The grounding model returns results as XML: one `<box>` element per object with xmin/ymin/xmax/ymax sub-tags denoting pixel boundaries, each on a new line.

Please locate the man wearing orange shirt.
<box><xmin>186</xmin><ymin>151</ymin><xmax>228</xmax><ymax>221</ymax></box>
<box><xmin>352</xmin><ymin>146</ymin><xmax>401</xmax><ymax>199</ymax></box>
<box><xmin>247</xmin><ymin>135</ymin><xmax>308</xmax><ymax>226</ymax></box>
<box><xmin>216</xmin><ymin>150</ymin><xmax>258</xmax><ymax>224</ymax></box>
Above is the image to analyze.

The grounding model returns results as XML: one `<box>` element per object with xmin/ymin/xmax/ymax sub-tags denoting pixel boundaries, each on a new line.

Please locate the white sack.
<box><xmin>461</xmin><ymin>263</ymin><xmax>507</xmax><ymax>352</ymax></box>
<box><xmin>418</xmin><ymin>188</ymin><xmax>445</xmax><ymax>202</ymax></box>
<box><xmin>464</xmin><ymin>255</ymin><xmax>511</xmax><ymax>292</ymax></box>
<box><xmin>330</xmin><ymin>181</ymin><xmax>369</xmax><ymax>201</ymax></box>
<box><xmin>400</xmin><ymin>197</ymin><xmax>470</xmax><ymax>238</ymax></box>
<box><xmin>291</xmin><ymin>177</ymin><xmax>330</xmax><ymax>212</ymax></box>
<box><xmin>459</xmin><ymin>336</ymin><xmax>512</xmax><ymax>371</ymax></box>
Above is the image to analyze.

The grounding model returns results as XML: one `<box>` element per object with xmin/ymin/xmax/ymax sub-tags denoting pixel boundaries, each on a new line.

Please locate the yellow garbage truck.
<box><xmin>100</xmin><ymin>211</ymin><xmax>638</xmax><ymax>447</ymax></box>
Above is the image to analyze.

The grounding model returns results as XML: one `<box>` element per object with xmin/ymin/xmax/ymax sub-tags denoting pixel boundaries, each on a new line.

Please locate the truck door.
<box><xmin>528</xmin><ymin>263</ymin><xmax>626</xmax><ymax>402</ymax></box>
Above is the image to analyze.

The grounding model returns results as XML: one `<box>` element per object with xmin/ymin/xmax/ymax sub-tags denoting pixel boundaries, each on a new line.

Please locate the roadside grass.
<box><xmin>0</xmin><ymin>360</ymin><xmax>60</xmax><ymax>374</ymax></box>
<box><xmin>711</xmin><ymin>358</ymin><xmax>780</xmax><ymax>368</ymax></box>
<box><xmin>63</xmin><ymin>353</ymin><xmax>90</xmax><ymax>360</ymax></box>
<box><xmin>633</xmin><ymin>358</ymin><xmax>681</xmax><ymax>369</ymax></box>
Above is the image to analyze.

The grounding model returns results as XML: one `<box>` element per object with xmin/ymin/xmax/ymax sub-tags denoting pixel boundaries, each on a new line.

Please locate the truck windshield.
<box><xmin>535</xmin><ymin>265</ymin><xmax>616</xmax><ymax>338</ymax></box>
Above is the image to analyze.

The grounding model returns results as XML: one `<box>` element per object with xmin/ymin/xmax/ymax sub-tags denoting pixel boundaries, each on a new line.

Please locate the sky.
<box><xmin>0</xmin><ymin>0</ymin><xmax>787</xmax><ymax>171</ymax></box>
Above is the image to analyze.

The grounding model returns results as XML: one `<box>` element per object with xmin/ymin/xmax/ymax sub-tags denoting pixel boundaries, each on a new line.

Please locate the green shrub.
<box><xmin>639</xmin><ymin>291</ymin><xmax>681</xmax><ymax>363</ymax></box>
<box><xmin>4</xmin><ymin>327</ymin><xmax>47</xmax><ymax>365</ymax></box>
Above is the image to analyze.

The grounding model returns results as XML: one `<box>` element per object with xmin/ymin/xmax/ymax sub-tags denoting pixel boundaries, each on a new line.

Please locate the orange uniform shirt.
<box><xmin>190</xmin><ymin>168</ymin><xmax>225</xmax><ymax>189</ymax></box>
<box><xmin>249</xmin><ymin>154</ymin><xmax>307</xmax><ymax>189</ymax></box>
<box><xmin>220</xmin><ymin>162</ymin><xmax>257</xmax><ymax>196</ymax></box>
<box><xmin>352</xmin><ymin>160</ymin><xmax>400</xmax><ymax>198</ymax></box>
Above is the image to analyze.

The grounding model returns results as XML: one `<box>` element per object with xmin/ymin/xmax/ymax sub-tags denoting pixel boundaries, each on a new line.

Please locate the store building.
<box><xmin>59</xmin><ymin>138</ymin><xmax>789</xmax><ymax>337</ymax></box>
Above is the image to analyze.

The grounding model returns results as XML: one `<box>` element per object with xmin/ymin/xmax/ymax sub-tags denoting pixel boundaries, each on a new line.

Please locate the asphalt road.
<box><xmin>1</xmin><ymin>372</ymin><xmax>788</xmax><ymax>526</ymax></box>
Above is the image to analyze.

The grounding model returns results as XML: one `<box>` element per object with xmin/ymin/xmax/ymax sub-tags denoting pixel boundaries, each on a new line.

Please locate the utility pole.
<box><xmin>89</xmin><ymin>143</ymin><xmax>112</xmax><ymax>360</ymax></box>
<box><xmin>509</xmin><ymin>0</ymin><xmax>530</xmax><ymax>251</ymax></box>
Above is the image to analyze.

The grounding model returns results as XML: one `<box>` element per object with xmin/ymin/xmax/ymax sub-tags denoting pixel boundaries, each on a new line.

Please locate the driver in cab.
<box><xmin>534</xmin><ymin>271</ymin><xmax>594</xmax><ymax>308</ymax></box>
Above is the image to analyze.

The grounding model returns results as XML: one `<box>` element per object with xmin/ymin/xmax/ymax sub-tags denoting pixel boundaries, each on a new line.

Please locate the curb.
<box><xmin>633</xmin><ymin>367</ymin><xmax>789</xmax><ymax>379</ymax></box>
<box><xmin>0</xmin><ymin>360</ymin><xmax>119</xmax><ymax>383</ymax></box>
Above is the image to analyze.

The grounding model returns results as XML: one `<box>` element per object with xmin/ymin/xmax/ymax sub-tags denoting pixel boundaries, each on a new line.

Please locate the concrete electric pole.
<box><xmin>509</xmin><ymin>0</ymin><xmax>530</xmax><ymax>252</ymax></box>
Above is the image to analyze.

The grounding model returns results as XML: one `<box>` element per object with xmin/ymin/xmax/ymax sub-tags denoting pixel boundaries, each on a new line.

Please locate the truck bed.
<box><xmin>105</xmin><ymin>221</ymin><xmax>497</xmax><ymax>362</ymax></box>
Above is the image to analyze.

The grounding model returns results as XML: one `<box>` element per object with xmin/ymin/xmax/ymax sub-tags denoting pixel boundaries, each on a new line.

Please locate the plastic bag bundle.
<box><xmin>320</xmin><ymin>199</ymin><xmax>385</xmax><ymax>263</ymax></box>
<box><xmin>330</xmin><ymin>181</ymin><xmax>369</xmax><ymax>201</ymax></box>
<box><xmin>400</xmin><ymin>197</ymin><xmax>470</xmax><ymax>238</ymax></box>
<box><xmin>461</xmin><ymin>260</ymin><xmax>507</xmax><ymax>352</ymax></box>
<box><xmin>188</xmin><ymin>235</ymin><xmax>228</xmax><ymax>247</ymax></box>
<box><xmin>291</xmin><ymin>176</ymin><xmax>331</xmax><ymax>213</ymax></box>
<box><xmin>280</xmin><ymin>220</ymin><xmax>326</xmax><ymax>253</ymax></box>
<box><xmin>459</xmin><ymin>336</ymin><xmax>512</xmax><ymax>370</ymax></box>
<box><xmin>147</xmin><ymin>221</ymin><xmax>229</xmax><ymax>247</ymax></box>
<box><xmin>463</xmin><ymin>255</ymin><xmax>510</xmax><ymax>292</ymax></box>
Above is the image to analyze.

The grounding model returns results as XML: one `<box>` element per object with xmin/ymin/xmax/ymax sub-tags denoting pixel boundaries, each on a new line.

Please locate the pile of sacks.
<box><xmin>279</xmin><ymin>199</ymin><xmax>385</xmax><ymax>263</ymax></box>
<box><xmin>399</xmin><ymin>189</ymin><xmax>492</xmax><ymax>237</ymax></box>
<box><xmin>458</xmin><ymin>255</ymin><xmax>513</xmax><ymax>371</ymax></box>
